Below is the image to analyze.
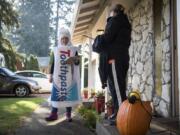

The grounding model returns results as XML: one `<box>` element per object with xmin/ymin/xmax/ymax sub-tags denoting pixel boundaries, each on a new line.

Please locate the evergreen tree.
<box><xmin>50</xmin><ymin>0</ymin><xmax>75</xmax><ymax>47</ymax></box>
<box><xmin>13</xmin><ymin>0</ymin><xmax>52</xmax><ymax>57</ymax></box>
<box><xmin>0</xmin><ymin>0</ymin><xmax>19</xmax><ymax>70</ymax></box>
<box><xmin>31</xmin><ymin>56</ymin><xmax>39</xmax><ymax>71</ymax></box>
<box><xmin>25</xmin><ymin>54</ymin><xmax>39</xmax><ymax>70</ymax></box>
<box><xmin>7</xmin><ymin>0</ymin><xmax>75</xmax><ymax>57</ymax></box>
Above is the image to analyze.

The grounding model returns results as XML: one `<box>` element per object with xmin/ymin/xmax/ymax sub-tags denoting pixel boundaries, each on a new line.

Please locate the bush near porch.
<box><xmin>0</xmin><ymin>97</ymin><xmax>44</xmax><ymax>135</ymax></box>
<box><xmin>77</xmin><ymin>105</ymin><xmax>100</xmax><ymax>131</ymax></box>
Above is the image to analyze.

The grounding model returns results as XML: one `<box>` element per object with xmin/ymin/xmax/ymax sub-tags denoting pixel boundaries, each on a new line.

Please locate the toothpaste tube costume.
<box><xmin>46</xmin><ymin>28</ymin><xmax>81</xmax><ymax>122</ymax></box>
<box><xmin>51</xmin><ymin>28</ymin><xmax>81</xmax><ymax>108</ymax></box>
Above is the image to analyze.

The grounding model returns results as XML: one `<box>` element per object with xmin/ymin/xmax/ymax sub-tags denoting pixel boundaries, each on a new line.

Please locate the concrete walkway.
<box><xmin>15</xmin><ymin>102</ymin><xmax>95</xmax><ymax>135</ymax></box>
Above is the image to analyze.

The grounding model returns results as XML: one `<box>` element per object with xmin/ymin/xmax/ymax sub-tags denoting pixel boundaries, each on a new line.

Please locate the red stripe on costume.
<box><xmin>60</xmin><ymin>50</ymin><xmax>71</xmax><ymax>57</ymax></box>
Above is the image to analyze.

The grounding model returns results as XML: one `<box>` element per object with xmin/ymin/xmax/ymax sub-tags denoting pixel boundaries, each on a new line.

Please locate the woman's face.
<box><xmin>110</xmin><ymin>11</ymin><xmax>117</xmax><ymax>17</ymax></box>
<box><xmin>61</xmin><ymin>36</ymin><xmax>69</xmax><ymax>45</ymax></box>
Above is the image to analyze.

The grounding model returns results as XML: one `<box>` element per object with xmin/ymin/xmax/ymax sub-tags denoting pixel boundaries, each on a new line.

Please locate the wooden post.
<box><xmin>81</xmin><ymin>51</ymin><xmax>85</xmax><ymax>90</ymax></box>
<box><xmin>88</xmin><ymin>36</ymin><xmax>93</xmax><ymax>94</ymax></box>
<box><xmin>176</xmin><ymin>0</ymin><xmax>180</xmax><ymax>119</ymax></box>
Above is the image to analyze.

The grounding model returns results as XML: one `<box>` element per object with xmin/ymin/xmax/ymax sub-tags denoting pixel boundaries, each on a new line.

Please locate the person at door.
<box><xmin>102</xmin><ymin>4</ymin><xmax>132</xmax><ymax>125</ymax></box>
<box><xmin>45</xmin><ymin>27</ymin><xmax>81</xmax><ymax>122</ymax></box>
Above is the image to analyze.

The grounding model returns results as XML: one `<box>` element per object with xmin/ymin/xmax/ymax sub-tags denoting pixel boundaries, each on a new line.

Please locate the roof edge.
<box><xmin>70</xmin><ymin>0</ymin><xmax>82</xmax><ymax>37</ymax></box>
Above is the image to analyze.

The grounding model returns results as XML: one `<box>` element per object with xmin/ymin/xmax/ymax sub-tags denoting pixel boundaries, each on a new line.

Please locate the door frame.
<box><xmin>171</xmin><ymin>0</ymin><xmax>179</xmax><ymax>117</ymax></box>
<box><xmin>176</xmin><ymin>0</ymin><xmax>180</xmax><ymax>117</ymax></box>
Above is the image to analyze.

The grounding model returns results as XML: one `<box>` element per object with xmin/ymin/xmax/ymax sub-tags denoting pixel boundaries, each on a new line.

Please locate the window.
<box><xmin>17</xmin><ymin>72</ymin><xmax>32</xmax><ymax>77</ymax></box>
<box><xmin>32</xmin><ymin>72</ymin><xmax>47</xmax><ymax>78</ymax></box>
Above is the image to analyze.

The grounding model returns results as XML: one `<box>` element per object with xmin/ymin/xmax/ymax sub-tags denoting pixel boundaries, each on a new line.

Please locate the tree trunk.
<box><xmin>0</xmin><ymin>21</ymin><xmax>2</xmax><ymax>47</ymax></box>
<box><xmin>55</xmin><ymin>0</ymin><xmax>60</xmax><ymax>46</ymax></box>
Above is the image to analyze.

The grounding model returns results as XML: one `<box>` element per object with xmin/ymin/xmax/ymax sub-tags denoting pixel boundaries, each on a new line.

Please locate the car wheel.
<box><xmin>15</xmin><ymin>85</ymin><xmax>30</xmax><ymax>97</ymax></box>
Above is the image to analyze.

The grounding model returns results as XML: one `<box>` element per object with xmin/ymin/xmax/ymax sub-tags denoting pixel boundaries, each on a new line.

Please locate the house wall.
<box><xmin>127</xmin><ymin>0</ymin><xmax>171</xmax><ymax>117</ymax></box>
<box><xmin>111</xmin><ymin>0</ymin><xmax>139</xmax><ymax>11</ymax></box>
<box><xmin>77</xmin><ymin>0</ymin><xmax>172</xmax><ymax>117</ymax></box>
<box><xmin>154</xmin><ymin>0</ymin><xmax>171</xmax><ymax>117</ymax></box>
<box><xmin>128</xmin><ymin>0</ymin><xmax>154</xmax><ymax>101</ymax></box>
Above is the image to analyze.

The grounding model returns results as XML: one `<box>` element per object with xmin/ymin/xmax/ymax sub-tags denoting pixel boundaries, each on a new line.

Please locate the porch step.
<box><xmin>148</xmin><ymin>117</ymin><xmax>180</xmax><ymax>135</ymax></box>
<box><xmin>147</xmin><ymin>123</ymin><xmax>176</xmax><ymax>135</ymax></box>
<box><xmin>95</xmin><ymin>121</ymin><xmax>170</xmax><ymax>135</ymax></box>
<box><xmin>96</xmin><ymin>119</ymin><xmax>178</xmax><ymax>135</ymax></box>
<box><xmin>96</xmin><ymin>120</ymin><xmax>119</xmax><ymax>135</ymax></box>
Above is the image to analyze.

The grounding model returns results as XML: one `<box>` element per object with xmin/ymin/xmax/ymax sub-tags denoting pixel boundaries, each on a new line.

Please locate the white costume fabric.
<box><xmin>51</xmin><ymin>28</ymin><xmax>81</xmax><ymax>108</ymax></box>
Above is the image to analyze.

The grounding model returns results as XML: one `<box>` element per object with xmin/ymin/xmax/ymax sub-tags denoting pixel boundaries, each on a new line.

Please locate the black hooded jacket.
<box><xmin>103</xmin><ymin>11</ymin><xmax>131</xmax><ymax>60</ymax></box>
<box><xmin>93</xmin><ymin>11</ymin><xmax>131</xmax><ymax>89</ymax></box>
<box><xmin>97</xmin><ymin>12</ymin><xmax>131</xmax><ymax>89</ymax></box>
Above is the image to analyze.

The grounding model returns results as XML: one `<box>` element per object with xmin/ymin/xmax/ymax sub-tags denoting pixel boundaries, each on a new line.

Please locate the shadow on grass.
<box><xmin>14</xmin><ymin>116</ymin><xmax>94</xmax><ymax>135</ymax></box>
<box><xmin>0</xmin><ymin>93</ymin><xmax>50</xmax><ymax>99</ymax></box>
<box><xmin>0</xmin><ymin>98</ymin><xmax>44</xmax><ymax>135</ymax></box>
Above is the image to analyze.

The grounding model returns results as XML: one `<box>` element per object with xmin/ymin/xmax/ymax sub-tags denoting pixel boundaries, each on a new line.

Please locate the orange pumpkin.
<box><xmin>116</xmin><ymin>100</ymin><xmax>152</xmax><ymax>135</ymax></box>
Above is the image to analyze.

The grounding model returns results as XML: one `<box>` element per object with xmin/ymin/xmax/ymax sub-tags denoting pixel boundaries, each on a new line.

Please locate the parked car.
<box><xmin>0</xmin><ymin>67</ymin><xmax>40</xmax><ymax>97</ymax></box>
<box><xmin>15</xmin><ymin>70</ymin><xmax>52</xmax><ymax>93</ymax></box>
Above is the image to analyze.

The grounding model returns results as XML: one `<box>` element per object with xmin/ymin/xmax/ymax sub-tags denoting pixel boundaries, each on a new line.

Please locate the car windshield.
<box><xmin>16</xmin><ymin>71</ymin><xmax>47</xmax><ymax>78</ymax></box>
<box><xmin>3</xmin><ymin>68</ymin><xmax>16</xmax><ymax>76</ymax></box>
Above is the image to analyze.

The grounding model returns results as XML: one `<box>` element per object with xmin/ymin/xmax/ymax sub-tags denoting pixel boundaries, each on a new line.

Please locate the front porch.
<box><xmin>71</xmin><ymin>0</ymin><xmax>180</xmax><ymax>134</ymax></box>
<box><xmin>96</xmin><ymin>117</ymin><xmax>180</xmax><ymax>135</ymax></box>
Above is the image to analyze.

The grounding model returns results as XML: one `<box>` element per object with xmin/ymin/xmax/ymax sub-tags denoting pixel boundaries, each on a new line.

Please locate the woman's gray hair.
<box><xmin>111</xmin><ymin>4</ymin><xmax>125</xmax><ymax>14</ymax></box>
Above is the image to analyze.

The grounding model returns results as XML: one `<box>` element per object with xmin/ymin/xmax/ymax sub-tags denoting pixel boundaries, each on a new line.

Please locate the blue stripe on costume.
<box><xmin>51</xmin><ymin>85</ymin><xmax>61</xmax><ymax>101</ymax></box>
<box><xmin>51</xmin><ymin>82</ymin><xmax>79</xmax><ymax>102</ymax></box>
<box><xmin>66</xmin><ymin>82</ymin><xmax>78</xmax><ymax>101</ymax></box>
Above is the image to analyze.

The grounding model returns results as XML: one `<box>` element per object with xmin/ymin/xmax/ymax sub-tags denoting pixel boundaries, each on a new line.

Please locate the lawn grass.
<box><xmin>0</xmin><ymin>97</ymin><xmax>45</xmax><ymax>135</ymax></box>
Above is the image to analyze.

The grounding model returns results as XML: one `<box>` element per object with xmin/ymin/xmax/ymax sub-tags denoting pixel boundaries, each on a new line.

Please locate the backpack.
<box><xmin>92</xmin><ymin>35</ymin><xmax>106</xmax><ymax>53</ymax></box>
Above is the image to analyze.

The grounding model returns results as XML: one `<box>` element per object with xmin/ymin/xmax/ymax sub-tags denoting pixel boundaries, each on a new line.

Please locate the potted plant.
<box><xmin>83</xmin><ymin>89</ymin><xmax>88</xmax><ymax>99</ymax></box>
<box><xmin>77</xmin><ymin>105</ymin><xmax>99</xmax><ymax>131</ymax></box>
<box><xmin>94</xmin><ymin>91</ymin><xmax>105</xmax><ymax>114</ymax></box>
<box><xmin>90</xmin><ymin>89</ymin><xmax>96</xmax><ymax>97</ymax></box>
<box><xmin>106</xmin><ymin>98</ymin><xmax>113</xmax><ymax>117</ymax></box>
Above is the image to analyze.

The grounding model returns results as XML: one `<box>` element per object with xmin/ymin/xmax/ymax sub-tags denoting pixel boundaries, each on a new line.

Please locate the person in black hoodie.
<box><xmin>102</xmin><ymin>4</ymin><xmax>131</xmax><ymax>125</ymax></box>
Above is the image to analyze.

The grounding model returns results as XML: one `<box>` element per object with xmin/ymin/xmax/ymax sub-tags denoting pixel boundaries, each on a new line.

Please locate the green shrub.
<box><xmin>84</xmin><ymin>110</ymin><xmax>97</xmax><ymax>129</ymax></box>
<box><xmin>77</xmin><ymin>105</ymin><xmax>87</xmax><ymax>117</ymax></box>
<box><xmin>96</xmin><ymin>91</ymin><xmax>105</xmax><ymax>98</ymax></box>
<box><xmin>77</xmin><ymin>105</ymin><xmax>99</xmax><ymax>130</ymax></box>
<box><xmin>24</xmin><ymin>54</ymin><xmax>39</xmax><ymax>70</ymax></box>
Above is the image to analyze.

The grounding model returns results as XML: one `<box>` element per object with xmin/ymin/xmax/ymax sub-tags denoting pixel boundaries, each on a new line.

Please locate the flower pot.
<box><xmin>83</xmin><ymin>91</ymin><xmax>88</xmax><ymax>99</ymax></box>
<box><xmin>95</xmin><ymin>96</ymin><xmax>105</xmax><ymax>114</ymax></box>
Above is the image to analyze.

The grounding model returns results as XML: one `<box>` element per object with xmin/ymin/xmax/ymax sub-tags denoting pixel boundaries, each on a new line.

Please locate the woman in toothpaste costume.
<box><xmin>45</xmin><ymin>27</ymin><xmax>81</xmax><ymax>122</ymax></box>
